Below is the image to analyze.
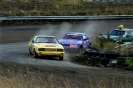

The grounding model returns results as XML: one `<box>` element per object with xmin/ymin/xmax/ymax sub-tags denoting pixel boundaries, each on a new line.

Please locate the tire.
<box><xmin>33</xmin><ymin>49</ymin><xmax>38</xmax><ymax>58</ymax></box>
<box><xmin>59</xmin><ymin>56</ymin><xmax>63</xmax><ymax>61</ymax></box>
<box><xmin>117</xmin><ymin>57</ymin><xmax>125</xmax><ymax>66</ymax></box>
<box><xmin>88</xmin><ymin>46</ymin><xmax>99</xmax><ymax>52</ymax></box>
<box><xmin>29</xmin><ymin>48</ymin><xmax>32</xmax><ymax>55</ymax></box>
<box><xmin>99</xmin><ymin>58</ymin><xmax>109</xmax><ymax>67</ymax></box>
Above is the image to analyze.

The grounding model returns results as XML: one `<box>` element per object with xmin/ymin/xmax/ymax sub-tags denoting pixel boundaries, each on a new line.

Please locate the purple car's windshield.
<box><xmin>63</xmin><ymin>34</ymin><xmax>82</xmax><ymax>40</ymax></box>
<box><xmin>110</xmin><ymin>30</ymin><xmax>125</xmax><ymax>36</ymax></box>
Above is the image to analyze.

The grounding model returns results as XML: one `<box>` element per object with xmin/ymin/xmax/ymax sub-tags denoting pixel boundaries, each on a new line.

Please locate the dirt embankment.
<box><xmin>0</xmin><ymin>60</ymin><xmax>133</xmax><ymax>88</ymax></box>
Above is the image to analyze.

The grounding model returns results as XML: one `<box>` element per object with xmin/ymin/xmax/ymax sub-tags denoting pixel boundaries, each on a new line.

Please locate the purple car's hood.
<box><xmin>59</xmin><ymin>39</ymin><xmax>82</xmax><ymax>44</ymax></box>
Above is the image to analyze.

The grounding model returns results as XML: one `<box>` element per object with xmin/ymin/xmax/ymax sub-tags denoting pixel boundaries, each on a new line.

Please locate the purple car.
<box><xmin>59</xmin><ymin>32</ymin><xmax>92</xmax><ymax>53</ymax></box>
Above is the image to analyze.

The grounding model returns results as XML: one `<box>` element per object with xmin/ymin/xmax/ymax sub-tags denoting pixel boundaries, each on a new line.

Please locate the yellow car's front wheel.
<box><xmin>59</xmin><ymin>56</ymin><xmax>63</xmax><ymax>61</ymax></box>
<box><xmin>29</xmin><ymin>48</ymin><xmax>32</xmax><ymax>55</ymax></box>
<box><xmin>34</xmin><ymin>49</ymin><xmax>38</xmax><ymax>58</ymax></box>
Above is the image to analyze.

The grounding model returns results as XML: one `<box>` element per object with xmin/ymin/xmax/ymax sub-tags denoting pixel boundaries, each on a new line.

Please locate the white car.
<box><xmin>98</xmin><ymin>28</ymin><xmax>133</xmax><ymax>43</ymax></box>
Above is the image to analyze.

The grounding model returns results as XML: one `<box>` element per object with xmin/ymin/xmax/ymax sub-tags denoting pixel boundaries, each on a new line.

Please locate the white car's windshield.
<box><xmin>110</xmin><ymin>30</ymin><xmax>125</xmax><ymax>36</ymax></box>
<box><xmin>35</xmin><ymin>37</ymin><xmax>59</xmax><ymax>43</ymax></box>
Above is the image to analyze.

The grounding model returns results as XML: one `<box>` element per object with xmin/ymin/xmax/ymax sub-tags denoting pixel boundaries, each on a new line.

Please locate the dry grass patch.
<box><xmin>0</xmin><ymin>68</ymin><xmax>132</xmax><ymax>88</ymax></box>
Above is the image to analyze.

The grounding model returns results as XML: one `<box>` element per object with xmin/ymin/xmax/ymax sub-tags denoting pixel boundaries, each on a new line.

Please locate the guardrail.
<box><xmin>0</xmin><ymin>15</ymin><xmax>133</xmax><ymax>21</ymax></box>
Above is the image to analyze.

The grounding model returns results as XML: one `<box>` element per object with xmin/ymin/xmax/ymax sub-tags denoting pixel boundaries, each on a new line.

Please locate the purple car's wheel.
<box><xmin>77</xmin><ymin>47</ymin><xmax>83</xmax><ymax>54</ymax></box>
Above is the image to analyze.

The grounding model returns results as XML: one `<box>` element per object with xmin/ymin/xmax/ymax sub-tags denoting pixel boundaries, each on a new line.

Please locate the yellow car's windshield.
<box><xmin>35</xmin><ymin>37</ymin><xmax>59</xmax><ymax>43</ymax></box>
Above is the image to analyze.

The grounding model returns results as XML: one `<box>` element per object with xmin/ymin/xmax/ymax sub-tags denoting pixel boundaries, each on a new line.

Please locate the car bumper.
<box><xmin>36</xmin><ymin>51</ymin><xmax>64</xmax><ymax>57</ymax></box>
<box><xmin>64</xmin><ymin>47</ymin><xmax>79</xmax><ymax>51</ymax></box>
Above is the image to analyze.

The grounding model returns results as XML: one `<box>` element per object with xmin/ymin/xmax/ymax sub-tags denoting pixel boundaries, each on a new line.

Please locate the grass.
<box><xmin>92</xmin><ymin>36</ymin><xmax>116</xmax><ymax>51</ymax></box>
<box><xmin>0</xmin><ymin>0</ymin><xmax>133</xmax><ymax>16</ymax></box>
<box><xmin>92</xmin><ymin>33</ymin><xmax>132</xmax><ymax>54</ymax></box>
<box><xmin>125</xmin><ymin>58</ymin><xmax>133</xmax><ymax>67</ymax></box>
<box><xmin>0</xmin><ymin>68</ymin><xmax>132</xmax><ymax>88</ymax></box>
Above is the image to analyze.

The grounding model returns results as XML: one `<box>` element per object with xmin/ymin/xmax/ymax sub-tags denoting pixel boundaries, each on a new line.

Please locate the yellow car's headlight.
<box><xmin>38</xmin><ymin>48</ymin><xmax>45</xmax><ymax>51</ymax></box>
<box><xmin>57</xmin><ymin>49</ymin><xmax>64</xmax><ymax>52</ymax></box>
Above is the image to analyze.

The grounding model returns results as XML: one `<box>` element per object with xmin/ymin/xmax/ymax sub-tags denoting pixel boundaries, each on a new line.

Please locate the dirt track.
<box><xmin>0</xmin><ymin>21</ymin><xmax>133</xmax><ymax>88</ymax></box>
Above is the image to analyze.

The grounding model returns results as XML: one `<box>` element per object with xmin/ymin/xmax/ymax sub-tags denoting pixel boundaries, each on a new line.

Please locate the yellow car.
<box><xmin>28</xmin><ymin>35</ymin><xmax>65</xmax><ymax>60</ymax></box>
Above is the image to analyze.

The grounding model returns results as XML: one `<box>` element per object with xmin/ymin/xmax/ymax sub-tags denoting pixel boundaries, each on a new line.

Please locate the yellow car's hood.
<box><xmin>34</xmin><ymin>43</ymin><xmax>64</xmax><ymax>48</ymax></box>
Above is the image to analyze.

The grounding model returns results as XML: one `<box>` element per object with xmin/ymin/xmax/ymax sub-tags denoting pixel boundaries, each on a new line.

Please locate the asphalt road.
<box><xmin>0</xmin><ymin>20</ymin><xmax>133</xmax><ymax>88</ymax></box>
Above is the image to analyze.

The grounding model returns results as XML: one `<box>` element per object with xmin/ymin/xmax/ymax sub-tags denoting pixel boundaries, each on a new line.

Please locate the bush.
<box><xmin>125</xmin><ymin>58</ymin><xmax>133</xmax><ymax>67</ymax></box>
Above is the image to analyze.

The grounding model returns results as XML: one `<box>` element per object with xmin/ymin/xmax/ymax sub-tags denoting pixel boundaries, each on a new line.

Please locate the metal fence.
<box><xmin>0</xmin><ymin>15</ymin><xmax>133</xmax><ymax>21</ymax></box>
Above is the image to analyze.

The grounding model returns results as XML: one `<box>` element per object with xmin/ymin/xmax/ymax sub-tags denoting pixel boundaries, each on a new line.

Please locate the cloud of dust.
<box><xmin>35</xmin><ymin>21</ymin><xmax>108</xmax><ymax>39</ymax></box>
<box><xmin>34</xmin><ymin>21</ymin><xmax>108</xmax><ymax>59</ymax></box>
<box><xmin>34</xmin><ymin>22</ymin><xmax>72</xmax><ymax>39</ymax></box>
